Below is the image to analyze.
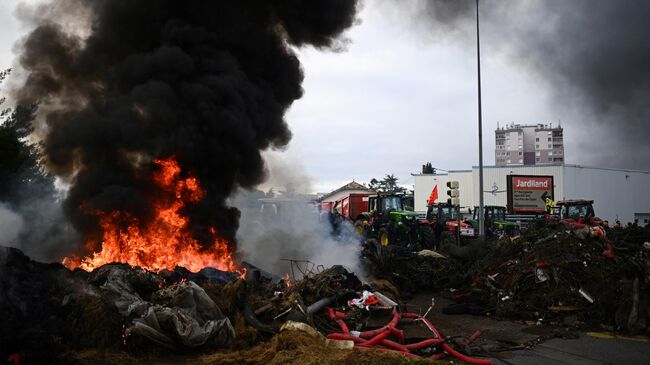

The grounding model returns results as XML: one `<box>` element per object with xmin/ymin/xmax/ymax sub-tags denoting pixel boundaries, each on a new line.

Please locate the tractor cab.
<box><xmin>468</xmin><ymin>205</ymin><xmax>519</xmax><ymax>236</ymax></box>
<box><xmin>556</xmin><ymin>200</ymin><xmax>602</xmax><ymax>227</ymax></box>
<box><xmin>426</xmin><ymin>203</ymin><xmax>475</xmax><ymax>238</ymax></box>
<box><xmin>357</xmin><ymin>193</ymin><xmax>433</xmax><ymax>249</ymax></box>
<box><xmin>369</xmin><ymin>194</ymin><xmax>404</xmax><ymax>215</ymax></box>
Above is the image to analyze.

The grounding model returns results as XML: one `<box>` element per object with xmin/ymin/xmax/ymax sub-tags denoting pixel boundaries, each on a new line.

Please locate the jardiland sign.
<box><xmin>507</xmin><ymin>175</ymin><xmax>554</xmax><ymax>213</ymax></box>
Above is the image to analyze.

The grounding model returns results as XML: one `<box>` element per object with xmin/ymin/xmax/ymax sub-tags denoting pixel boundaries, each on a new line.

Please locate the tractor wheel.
<box><xmin>419</xmin><ymin>225</ymin><xmax>435</xmax><ymax>250</ymax></box>
<box><xmin>376</xmin><ymin>227</ymin><xmax>393</xmax><ymax>267</ymax></box>
<box><xmin>354</xmin><ymin>219</ymin><xmax>367</xmax><ymax>237</ymax></box>
<box><xmin>378</xmin><ymin>228</ymin><xmax>391</xmax><ymax>247</ymax></box>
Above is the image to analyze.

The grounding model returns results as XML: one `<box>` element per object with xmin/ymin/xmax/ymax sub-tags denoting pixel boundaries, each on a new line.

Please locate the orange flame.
<box><xmin>283</xmin><ymin>273</ymin><xmax>293</xmax><ymax>288</ymax></box>
<box><xmin>63</xmin><ymin>157</ymin><xmax>241</xmax><ymax>274</ymax></box>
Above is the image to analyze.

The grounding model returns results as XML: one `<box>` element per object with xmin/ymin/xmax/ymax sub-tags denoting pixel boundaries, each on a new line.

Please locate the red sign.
<box><xmin>512</xmin><ymin>176</ymin><xmax>552</xmax><ymax>190</ymax></box>
<box><xmin>507</xmin><ymin>175</ymin><xmax>554</xmax><ymax>213</ymax></box>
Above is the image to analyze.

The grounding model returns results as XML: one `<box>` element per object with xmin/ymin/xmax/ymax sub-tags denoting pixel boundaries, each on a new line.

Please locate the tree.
<box><xmin>367</xmin><ymin>174</ymin><xmax>402</xmax><ymax>193</ymax></box>
<box><xmin>368</xmin><ymin>178</ymin><xmax>379</xmax><ymax>190</ymax></box>
<box><xmin>379</xmin><ymin>174</ymin><xmax>399</xmax><ymax>193</ymax></box>
<box><xmin>0</xmin><ymin>69</ymin><xmax>53</xmax><ymax>205</ymax></box>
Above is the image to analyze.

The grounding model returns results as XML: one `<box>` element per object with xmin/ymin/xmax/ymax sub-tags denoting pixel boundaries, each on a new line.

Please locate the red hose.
<box><xmin>358</xmin><ymin>309</ymin><xmax>401</xmax><ymax>341</ymax></box>
<box><xmin>404</xmin><ymin>338</ymin><xmax>445</xmax><ymax>350</ymax></box>
<box><xmin>464</xmin><ymin>330</ymin><xmax>482</xmax><ymax>345</ymax></box>
<box><xmin>326</xmin><ymin>307</ymin><xmax>350</xmax><ymax>334</ymax></box>
<box><xmin>403</xmin><ymin>313</ymin><xmax>491</xmax><ymax>365</ymax></box>
<box><xmin>326</xmin><ymin>308</ymin><xmax>491</xmax><ymax>364</ymax></box>
<box><xmin>377</xmin><ymin>339</ymin><xmax>409</xmax><ymax>352</ymax></box>
<box><xmin>441</xmin><ymin>343</ymin><xmax>492</xmax><ymax>365</ymax></box>
<box><xmin>358</xmin><ymin>331</ymin><xmax>391</xmax><ymax>346</ymax></box>
<box><xmin>402</xmin><ymin>312</ymin><xmax>442</xmax><ymax>339</ymax></box>
<box><xmin>326</xmin><ymin>333</ymin><xmax>364</xmax><ymax>343</ymax></box>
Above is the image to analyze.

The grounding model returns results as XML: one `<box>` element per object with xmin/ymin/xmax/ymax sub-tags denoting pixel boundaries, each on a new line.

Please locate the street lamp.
<box><xmin>476</xmin><ymin>0</ymin><xmax>485</xmax><ymax>238</ymax></box>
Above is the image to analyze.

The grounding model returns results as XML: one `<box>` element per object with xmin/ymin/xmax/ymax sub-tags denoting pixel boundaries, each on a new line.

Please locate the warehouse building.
<box><xmin>413</xmin><ymin>164</ymin><xmax>650</xmax><ymax>224</ymax></box>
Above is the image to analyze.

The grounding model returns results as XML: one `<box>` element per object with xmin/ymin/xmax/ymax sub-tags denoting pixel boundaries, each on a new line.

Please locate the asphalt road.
<box><xmin>404</xmin><ymin>292</ymin><xmax>650</xmax><ymax>365</ymax></box>
<box><xmin>501</xmin><ymin>333</ymin><xmax>650</xmax><ymax>365</ymax></box>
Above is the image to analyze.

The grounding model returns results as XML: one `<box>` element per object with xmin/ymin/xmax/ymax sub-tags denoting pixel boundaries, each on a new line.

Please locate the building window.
<box><xmin>507</xmin><ymin>159</ymin><xmax>511</xmax><ymax>164</ymax></box>
<box><xmin>536</xmin><ymin>151</ymin><xmax>541</xmax><ymax>156</ymax></box>
<box><xmin>518</xmin><ymin>152</ymin><xmax>522</xmax><ymax>155</ymax></box>
<box><xmin>518</xmin><ymin>159</ymin><xmax>523</xmax><ymax>163</ymax></box>
<box><xmin>548</xmin><ymin>144</ymin><xmax>552</xmax><ymax>148</ymax></box>
<box><xmin>536</xmin><ymin>157</ymin><xmax>540</xmax><ymax>162</ymax></box>
<box><xmin>536</xmin><ymin>144</ymin><xmax>539</xmax><ymax>149</ymax></box>
<box><xmin>548</xmin><ymin>137</ymin><xmax>552</xmax><ymax>142</ymax></box>
<box><xmin>518</xmin><ymin>145</ymin><xmax>522</xmax><ymax>149</ymax></box>
<box><xmin>536</xmin><ymin>137</ymin><xmax>539</xmax><ymax>142</ymax></box>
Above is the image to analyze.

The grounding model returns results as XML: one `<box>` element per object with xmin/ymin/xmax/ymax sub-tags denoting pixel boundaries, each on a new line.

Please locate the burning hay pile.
<box><xmin>448</xmin><ymin>226</ymin><xmax>650</xmax><ymax>331</ymax></box>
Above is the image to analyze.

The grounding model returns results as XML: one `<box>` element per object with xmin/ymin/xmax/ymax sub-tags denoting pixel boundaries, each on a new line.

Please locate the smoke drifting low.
<box><xmin>231</xmin><ymin>154</ymin><xmax>364</xmax><ymax>278</ymax></box>
<box><xmin>391</xmin><ymin>0</ymin><xmax>650</xmax><ymax>170</ymax></box>
<box><xmin>13</xmin><ymin>0</ymin><xmax>358</xmax><ymax>255</ymax></box>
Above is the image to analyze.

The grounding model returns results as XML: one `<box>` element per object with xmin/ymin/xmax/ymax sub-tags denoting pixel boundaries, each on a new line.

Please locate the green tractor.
<box><xmin>355</xmin><ymin>193</ymin><xmax>434</xmax><ymax>251</ymax></box>
<box><xmin>467</xmin><ymin>205</ymin><xmax>519</xmax><ymax>237</ymax></box>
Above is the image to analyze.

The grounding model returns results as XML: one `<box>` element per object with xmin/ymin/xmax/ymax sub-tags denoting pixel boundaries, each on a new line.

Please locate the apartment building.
<box><xmin>495</xmin><ymin>123</ymin><xmax>564</xmax><ymax>166</ymax></box>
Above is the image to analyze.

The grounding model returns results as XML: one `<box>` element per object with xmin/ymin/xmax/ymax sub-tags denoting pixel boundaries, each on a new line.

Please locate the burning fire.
<box><xmin>283</xmin><ymin>273</ymin><xmax>293</xmax><ymax>288</ymax></box>
<box><xmin>63</xmin><ymin>158</ymin><xmax>240</xmax><ymax>274</ymax></box>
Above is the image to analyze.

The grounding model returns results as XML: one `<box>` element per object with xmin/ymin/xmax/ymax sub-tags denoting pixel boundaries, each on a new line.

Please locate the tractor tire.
<box><xmin>419</xmin><ymin>225</ymin><xmax>435</xmax><ymax>250</ymax></box>
<box><xmin>354</xmin><ymin>219</ymin><xmax>368</xmax><ymax>237</ymax></box>
<box><xmin>373</xmin><ymin>230</ymin><xmax>392</xmax><ymax>269</ymax></box>
<box><xmin>378</xmin><ymin>227</ymin><xmax>391</xmax><ymax>248</ymax></box>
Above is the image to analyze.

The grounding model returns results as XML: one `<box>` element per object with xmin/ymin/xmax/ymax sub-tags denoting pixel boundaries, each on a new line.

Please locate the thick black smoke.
<box><xmin>400</xmin><ymin>0</ymin><xmax>650</xmax><ymax>170</ymax></box>
<box><xmin>15</xmin><ymin>0</ymin><xmax>358</xmax><ymax>254</ymax></box>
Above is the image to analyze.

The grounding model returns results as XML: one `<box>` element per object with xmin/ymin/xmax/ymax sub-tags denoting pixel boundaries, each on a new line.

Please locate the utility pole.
<box><xmin>476</xmin><ymin>0</ymin><xmax>485</xmax><ymax>238</ymax></box>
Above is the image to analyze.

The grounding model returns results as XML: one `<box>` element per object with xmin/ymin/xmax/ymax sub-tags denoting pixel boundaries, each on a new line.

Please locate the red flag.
<box><xmin>427</xmin><ymin>185</ymin><xmax>438</xmax><ymax>205</ymax></box>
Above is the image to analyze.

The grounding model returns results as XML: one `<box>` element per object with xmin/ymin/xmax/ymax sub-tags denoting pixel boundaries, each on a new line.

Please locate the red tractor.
<box><xmin>553</xmin><ymin>200</ymin><xmax>603</xmax><ymax>228</ymax></box>
<box><xmin>425</xmin><ymin>203</ymin><xmax>475</xmax><ymax>250</ymax></box>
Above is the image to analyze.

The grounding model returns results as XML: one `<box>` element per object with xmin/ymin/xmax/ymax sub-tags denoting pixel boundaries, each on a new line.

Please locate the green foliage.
<box><xmin>367</xmin><ymin>174</ymin><xmax>401</xmax><ymax>193</ymax></box>
<box><xmin>0</xmin><ymin>68</ymin><xmax>53</xmax><ymax>205</ymax></box>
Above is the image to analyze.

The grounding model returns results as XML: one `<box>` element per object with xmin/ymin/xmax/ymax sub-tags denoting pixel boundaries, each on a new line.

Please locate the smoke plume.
<box><xmin>13</xmin><ymin>0</ymin><xmax>358</xmax><ymax>256</ymax></box>
<box><xmin>231</xmin><ymin>153</ymin><xmax>364</xmax><ymax>277</ymax></box>
<box><xmin>393</xmin><ymin>0</ymin><xmax>650</xmax><ymax>170</ymax></box>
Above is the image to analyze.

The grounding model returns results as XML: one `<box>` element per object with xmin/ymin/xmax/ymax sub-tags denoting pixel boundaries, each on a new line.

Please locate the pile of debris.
<box><xmin>0</xmin><ymin>245</ymin><xmax>491</xmax><ymax>364</ymax></box>
<box><xmin>360</xmin><ymin>241</ymin><xmax>471</xmax><ymax>296</ymax></box>
<box><xmin>0</xmin><ymin>246</ymin><xmax>239</xmax><ymax>363</ymax></box>
<box><xmin>449</xmin><ymin>226</ymin><xmax>650</xmax><ymax>331</ymax></box>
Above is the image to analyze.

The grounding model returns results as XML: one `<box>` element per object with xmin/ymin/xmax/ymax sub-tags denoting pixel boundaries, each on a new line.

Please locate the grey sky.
<box><xmin>285</xmin><ymin>1</ymin><xmax>574</xmax><ymax>192</ymax></box>
<box><xmin>0</xmin><ymin>0</ymin><xmax>635</xmax><ymax>194</ymax></box>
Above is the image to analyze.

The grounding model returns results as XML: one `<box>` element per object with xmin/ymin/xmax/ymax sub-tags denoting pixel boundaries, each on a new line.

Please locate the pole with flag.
<box><xmin>427</xmin><ymin>184</ymin><xmax>439</xmax><ymax>206</ymax></box>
